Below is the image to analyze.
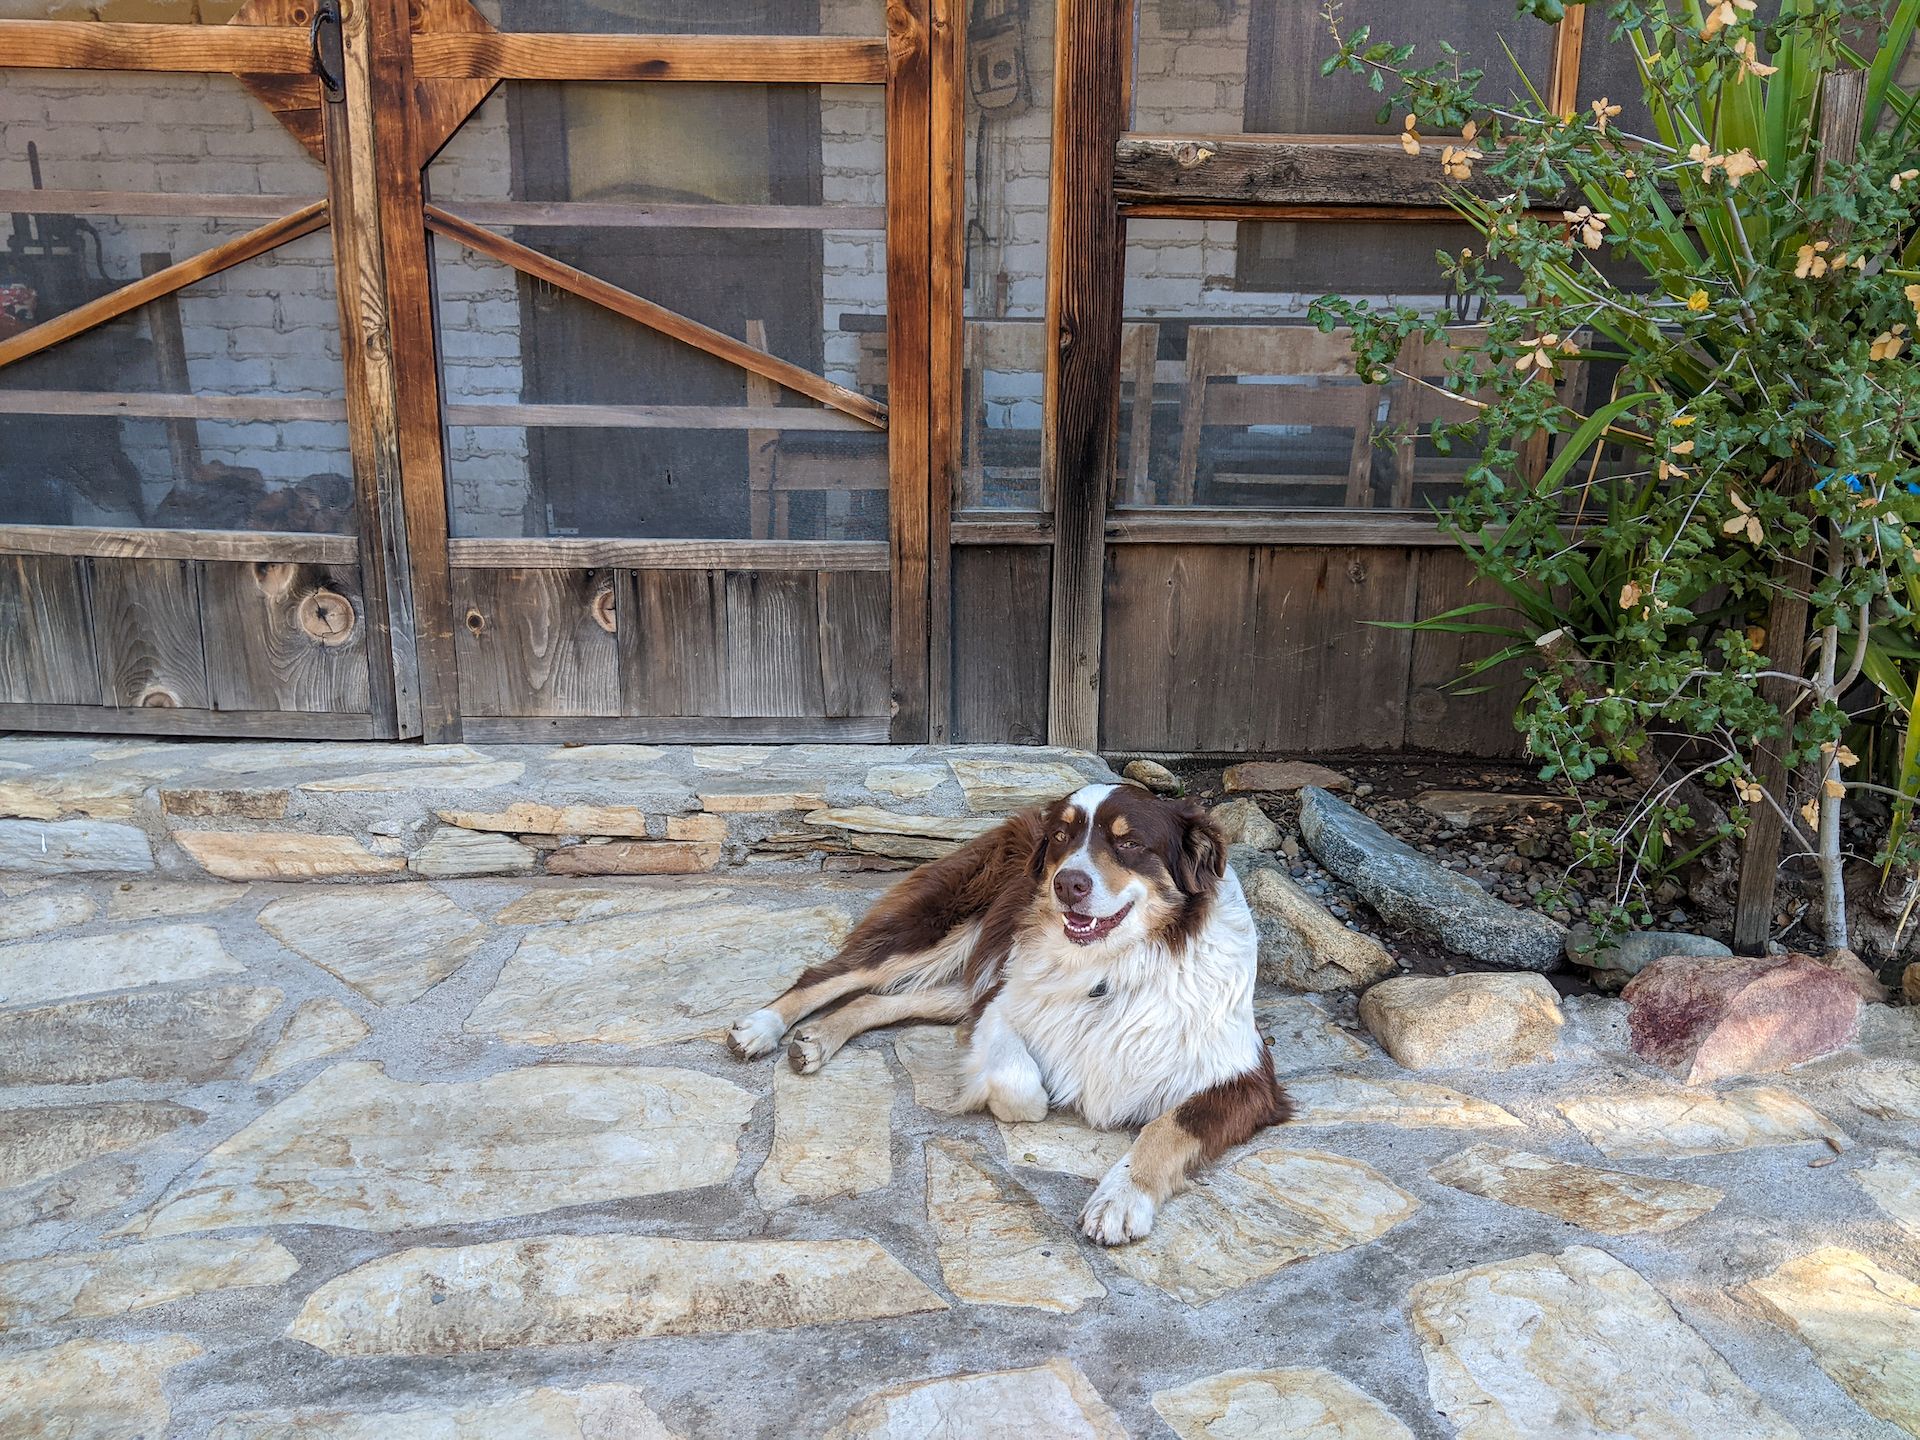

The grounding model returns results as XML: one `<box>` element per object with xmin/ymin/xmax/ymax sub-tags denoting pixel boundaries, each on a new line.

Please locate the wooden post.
<box><xmin>1731</xmin><ymin>68</ymin><xmax>1868</xmax><ymax>953</ymax></box>
<box><xmin>1042</xmin><ymin>0</ymin><xmax>1129</xmax><ymax>749</ymax></box>
<box><xmin>323</xmin><ymin>0</ymin><xmax>420</xmax><ymax>737</ymax></box>
<box><xmin>886</xmin><ymin>0</ymin><xmax>934</xmax><ymax>742</ymax></box>
<box><xmin>363</xmin><ymin>0</ymin><xmax>461</xmax><ymax>741</ymax></box>
<box><xmin>925</xmin><ymin>0</ymin><xmax>963</xmax><ymax>742</ymax></box>
<box><xmin>138</xmin><ymin>253</ymin><xmax>201</xmax><ymax>488</ymax></box>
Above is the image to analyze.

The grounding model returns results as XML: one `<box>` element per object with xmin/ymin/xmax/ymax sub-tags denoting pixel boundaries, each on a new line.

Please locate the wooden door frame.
<box><xmin>1040</xmin><ymin>0</ymin><xmax>1592</xmax><ymax>747</ymax></box>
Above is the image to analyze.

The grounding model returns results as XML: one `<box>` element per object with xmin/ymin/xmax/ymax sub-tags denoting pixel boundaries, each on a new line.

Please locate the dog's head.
<box><xmin>1030</xmin><ymin>782</ymin><xmax>1227</xmax><ymax>948</ymax></box>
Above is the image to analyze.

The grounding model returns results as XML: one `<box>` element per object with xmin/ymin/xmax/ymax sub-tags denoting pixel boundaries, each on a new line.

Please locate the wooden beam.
<box><xmin>138</xmin><ymin>253</ymin><xmax>202</xmax><ymax>484</ymax></box>
<box><xmin>462</xmin><ymin>714</ymin><xmax>890</xmax><ymax>743</ymax></box>
<box><xmin>444</xmin><ymin>402</ymin><xmax>868</xmax><ymax>430</ymax></box>
<box><xmin>0</xmin><ymin>202</ymin><xmax>327</xmax><ymax>373</ymax></box>
<box><xmin>885</xmin><ymin>0</ymin><xmax>934</xmax><ymax>742</ymax></box>
<box><xmin>1121</xmin><ymin>201</ymin><xmax>1497</xmax><ymax>222</ymax></box>
<box><xmin>1549</xmin><ymin>7</ymin><xmax>1588</xmax><ymax>119</ymax></box>
<box><xmin>1105</xmin><ymin>511</ymin><xmax>1458</xmax><ymax>547</ymax></box>
<box><xmin>0</xmin><ymin>189</ymin><xmax>319</xmax><ymax>220</ymax></box>
<box><xmin>0</xmin><ymin>20</ymin><xmax>311</xmax><ymax>72</ymax></box>
<box><xmin>0</xmin><ymin>524</ymin><xmax>357</xmax><ymax>564</ymax></box>
<box><xmin>0</xmin><ymin>391</ymin><xmax>347</xmax><ymax>422</ymax></box>
<box><xmin>424</xmin><ymin>206</ymin><xmax>889</xmax><ymax>431</ymax></box>
<box><xmin>1113</xmin><ymin>134</ymin><xmax>1577</xmax><ymax>211</ymax></box>
<box><xmin>368</xmin><ymin>0</ymin><xmax>461</xmax><ymax>741</ymax></box>
<box><xmin>925</xmin><ymin>0</ymin><xmax>964</xmax><ymax>742</ymax></box>
<box><xmin>410</xmin><ymin>32</ymin><xmax>889</xmax><ymax>83</ymax></box>
<box><xmin>1043</xmin><ymin>0</ymin><xmax>1129</xmax><ymax>750</ymax></box>
<box><xmin>1733</xmin><ymin>69</ymin><xmax>1869</xmax><ymax>953</ymax></box>
<box><xmin>0</xmin><ymin>702</ymin><xmax>375</xmax><ymax>739</ymax></box>
<box><xmin>447</xmin><ymin>538</ymin><xmax>890</xmax><ymax>570</ymax></box>
<box><xmin>328</xmin><ymin>0</ymin><xmax>418</xmax><ymax>738</ymax></box>
<box><xmin>441</xmin><ymin>200</ymin><xmax>887</xmax><ymax>231</ymax></box>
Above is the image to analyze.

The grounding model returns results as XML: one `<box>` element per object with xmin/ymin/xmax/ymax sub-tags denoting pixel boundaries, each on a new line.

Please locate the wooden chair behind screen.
<box><xmin>746</xmin><ymin>319</ymin><xmax>888</xmax><ymax>540</ymax></box>
<box><xmin>960</xmin><ymin>319</ymin><xmax>1159</xmax><ymax>508</ymax></box>
<box><xmin>1171</xmin><ymin>325</ymin><xmax>1384</xmax><ymax>507</ymax></box>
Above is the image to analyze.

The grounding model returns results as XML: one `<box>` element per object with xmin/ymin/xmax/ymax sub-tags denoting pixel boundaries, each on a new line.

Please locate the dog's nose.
<box><xmin>1053</xmin><ymin>868</ymin><xmax>1092</xmax><ymax>907</ymax></box>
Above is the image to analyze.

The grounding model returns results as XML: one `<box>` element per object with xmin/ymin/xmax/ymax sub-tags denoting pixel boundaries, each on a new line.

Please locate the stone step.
<box><xmin>0</xmin><ymin>739</ymin><xmax>1114</xmax><ymax>884</ymax></box>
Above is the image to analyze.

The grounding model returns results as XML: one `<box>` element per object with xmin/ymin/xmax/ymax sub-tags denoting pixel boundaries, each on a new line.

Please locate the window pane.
<box><xmin>1133</xmin><ymin>0</ymin><xmax>1558</xmax><ymax>136</ymax></box>
<box><xmin>430</xmin><ymin>84</ymin><xmax>887</xmax><ymax>540</ymax></box>
<box><xmin>961</xmin><ymin>0</ymin><xmax>1054</xmax><ymax>511</ymax></box>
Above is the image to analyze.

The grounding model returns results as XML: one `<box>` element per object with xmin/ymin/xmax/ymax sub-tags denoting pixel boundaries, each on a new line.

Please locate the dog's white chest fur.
<box><xmin>996</xmin><ymin>867</ymin><xmax>1262</xmax><ymax>1129</ymax></box>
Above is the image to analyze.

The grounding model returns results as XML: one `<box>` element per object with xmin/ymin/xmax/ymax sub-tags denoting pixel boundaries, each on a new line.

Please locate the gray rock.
<box><xmin>1566</xmin><ymin>925</ymin><xmax>1731</xmax><ymax>980</ymax></box>
<box><xmin>1414</xmin><ymin>789</ymin><xmax>1567</xmax><ymax>828</ymax></box>
<box><xmin>1211</xmin><ymin>798</ymin><xmax>1281</xmax><ymax>851</ymax></box>
<box><xmin>1229</xmin><ymin>847</ymin><xmax>1396</xmax><ymax>992</ymax></box>
<box><xmin>408</xmin><ymin>826</ymin><xmax>537</xmax><ymax>879</ymax></box>
<box><xmin>1298</xmin><ymin>788</ymin><xmax>1565</xmax><ymax>972</ymax></box>
<box><xmin>0</xmin><ymin>820</ymin><xmax>153</xmax><ymax>876</ymax></box>
<box><xmin>1122</xmin><ymin>759</ymin><xmax>1182</xmax><ymax>795</ymax></box>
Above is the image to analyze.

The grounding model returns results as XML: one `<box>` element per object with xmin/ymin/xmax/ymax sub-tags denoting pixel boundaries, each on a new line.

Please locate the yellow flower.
<box><xmin>1562</xmin><ymin>205</ymin><xmax>1611</xmax><ymax>249</ymax></box>
<box><xmin>1720</xmin><ymin>149</ymin><xmax>1764</xmax><ymax>187</ymax></box>
<box><xmin>1907</xmin><ymin>282</ymin><xmax>1920</xmax><ymax>323</ymax></box>
<box><xmin>1837</xmin><ymin>744</ymin><xmax>1859</xmax><ymax>768</ymax></box>
<box><xmin>1687</xmin><ymin>290</ymin><xmax>1710</xmax><ymax>312</ymax></box>
<box><xmin>1723</xmin><ymin>488</ymin><xmax>1763</xmax><ymax>544</ymax></box>
<box><xmin>1669</xmin><ymin>438</ymin><xmax>1695</xmax><ymax>456</ymax></box>
<box><xmin>1514</xmin><ymin>333</ymin><xmax>1564</xmax><ymax>377</ymax></box>
<box><xmin>1795</xmin><ymin>240</ymin><xmax>1832</xmax><ymax>279</ymax></box>
<box><xmin>1619</xmin><ymin>581</ymin><xmax>1643</xmax><ymax>609</ymax></box>
<box><xmin>1871</xmin><ymin>324</ymin><xmax>1910</xmax><ymax>361</ymax></box>
<box><xmin>1702</xmin><ymin>0</ymin><xmax>1756</xmax><ymax>38</ymax></box>
<box><xmin>1824</xmin><ymin>777</ymin><xmax>1847</xmax><ymax>799</ymax></box>
<box><xmin>1400</xmin><ymin>114</ymin><xmax>1422</xmax><ymax>157</ymax></box>
<box><xmin>1590</xmin><ymin>96</ymin><xmax>1622</xmax><ymax>133</ymax></box>
<box><xmin>1440</xmin><ymin>143</ymin><xmax>1483</xmax><ymax>181</ymax></box>
<box><xmin>1800</xmin><ymin>798</ymin><xmax>1820</xmax><ymax>828</ymax></box>
<box><xmin>1893</xmin><ymin>168</ymin><xmax>1920</xmax><ymax>192</ymax></box>
<box><xmin>1733</xmin><ymin>37</ymin><xmax>1777</xmax><ymax>81</ymax></box>
<box><xmin>1672</xmin><ymin>414</ymin><xmax>1697</xmax><ymax>426</ymax></box>
<box><xmin>1734</xmin><ymin>775</ymin><xmax>1765</xmax><ymax>803</ymax></box>
<box><xmin>1461</xmin><ymin>120</ymin><xmax>1479</xmax><ymax>142</ymax></box>
<box><xmin>1744</xmin><ymin>624</ymin><xmax>1767</xmax><ymax>650</ymax></box>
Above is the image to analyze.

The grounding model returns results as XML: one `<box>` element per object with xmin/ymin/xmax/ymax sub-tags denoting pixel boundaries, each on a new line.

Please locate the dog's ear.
<box><xmin>1024</xmin><ymin>804</ymin><xmax>1054</xmax><ymax>881</ymax></box>
<box><xmin>1173</xmin><ymin>800</ymin><xmax>1227</xmax><ymax>896</ymax></box>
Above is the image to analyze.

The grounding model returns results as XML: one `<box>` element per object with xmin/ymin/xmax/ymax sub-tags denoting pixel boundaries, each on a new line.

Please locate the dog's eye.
<box><xmin>1053</xmin><ymin>829</ymin><xmax>1070</xmax><ymax>843</ymax></box>
<box><xmin>1113</xmin><ymin>835</ymin><xmax>1140</xmax><ymax>851</ymax></box>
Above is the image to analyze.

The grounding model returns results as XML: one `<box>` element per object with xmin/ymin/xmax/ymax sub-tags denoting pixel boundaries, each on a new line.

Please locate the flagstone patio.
<box><xmin>1</xmin><ymin>759</ymin><xmax>1918</xmax><ymax>1436</ymax></box>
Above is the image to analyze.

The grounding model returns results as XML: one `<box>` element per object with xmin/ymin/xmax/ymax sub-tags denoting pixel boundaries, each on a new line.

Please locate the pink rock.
<box><xmin>1622</xmin><ymin>953</ymin><xmax>1861</xmax><ymax>1085</ymax></box>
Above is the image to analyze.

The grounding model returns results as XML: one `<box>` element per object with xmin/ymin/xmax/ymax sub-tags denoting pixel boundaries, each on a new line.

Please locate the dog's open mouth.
<box><xmin>1062</xmin><ymin>902</ymin><xmax>1132</xmax><ymax>945</ymax></box>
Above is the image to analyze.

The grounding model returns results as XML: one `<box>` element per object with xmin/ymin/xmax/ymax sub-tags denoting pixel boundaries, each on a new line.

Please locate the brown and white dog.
<box><xmin>727</xmin><ymin>781</ymin><xmax>1290</xmax><ymax>1245</ymax></box>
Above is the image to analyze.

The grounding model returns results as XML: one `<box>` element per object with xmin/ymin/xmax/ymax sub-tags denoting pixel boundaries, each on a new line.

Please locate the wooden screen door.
<box><xmin>376</xmin><ymin>0</ymin><xmax>954</xmax><ymax>743</ymax></box>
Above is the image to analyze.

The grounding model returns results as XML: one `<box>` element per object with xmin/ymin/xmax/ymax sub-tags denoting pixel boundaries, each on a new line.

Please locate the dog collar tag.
<box><xmin>1088</xmin><ymin>980</ymin><xmax>1109</xmax><ymax>999</ymax></box>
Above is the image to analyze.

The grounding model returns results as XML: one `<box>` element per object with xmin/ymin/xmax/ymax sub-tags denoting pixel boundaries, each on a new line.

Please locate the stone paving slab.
<box><xmin>0</xmin><ymin>855</ymin><xmax>1916</xmax><ymax>1437</ymax></box>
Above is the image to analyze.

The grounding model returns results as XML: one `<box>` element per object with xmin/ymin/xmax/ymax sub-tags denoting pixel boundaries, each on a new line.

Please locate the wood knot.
<box><xmin>298</xmin><ymin>589</ymin><xmax>358</xmax><ymax>647</ymax></box>
<box><xmin>1172</xmin><ymin>142</ymin><xmax>1217</xmax><ymax>169</ymax></box>
<box><xmin>590</xmin><ymin>585</ymin><xmax>618</xmax><ymax>635</ymax></box>
<box><xmin>465</xmin><ymin>608</ymin><xmax>487</xmax><ymax>635</ymax></box>
<box><xmin>137</xmin><ymin>686</ymin><xmax>180</xmax><ymax>709</ymax></box>
<box><xmin>1346</xmin><ymin>559</ymin><xmax>1370</xmax><ymax>584</ymax></box>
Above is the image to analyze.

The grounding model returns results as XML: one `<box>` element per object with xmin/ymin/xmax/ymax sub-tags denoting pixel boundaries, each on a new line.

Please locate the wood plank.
<box><xmin>885</xmin><ymin>0</ymin><xmax>933</xmax><ymax>742</ymax></box>
<box><xmin>137</xmin><ymin>253</ymin><xmax>202</xmax><ymax>484</ymax></box>
<box><xmin>1043</xmin><ymin>0</ymin><xmax>1129</xmax><ymax>748</ymax></box>
<box><xmin>0</xmin><ymin>525</ymin><xmax>356</xmax><ymax>564</ymax></box>
<box><xmin>443</xmin><ymin>402</ymin><xmax>867</xmax><ymax>431</ymax></box>
<box><xmin>425</xmin><ymin>206</ymin><xmax>886</xmax><ymax>430</ymax></box>
<box><xmin>1113</xmin><ymin>135</ymin><xmax>1584</xmax><ymax>211</ymax></box>
<box><xmin>87</xmin><ymin>557</ymin><xmax>209</xmax><ymax>710</ymax></box>
<box><xmin>447</xmin><ymin>538</ymin><xmax>888</xmax><ymax>570</ymax></box>
<box><xmin>1101</xmin><ymin>546</ymin><xmax>1258</xmax><ymax>752</ymax></box>
<box><xmin>442</xmin><ymin>200</ymin><xmax>885</xmax><ymax>231</ymax></box>
<box><xmin>1404</xmin><ymin>547</ymin><xmax>1528</xmax><ymax>757</ymax></box>
<box><xmin>404</xmin><ymin>0</ymin><xmax>497</xmax><ymax>166</ymax></box>
<box><xmin>0</xmin><ymin>554</ymin><xmax>99</xmax><ymax>706</ymax></box>
<box><xmin>1104</xmin><ymin>511</ymin><xmax>1457</xmax><ymax>547</ymax></box>
<box><xmin>0</xmin><ymin>20</ymin><xmax>311</xmax><ymax>72</ymax></box>
<box><xmin>952</xmin><ymin>514</ymin><xmax>1054</xmax><ymax>544</ymax></box>
<box><xmin>818</xmin><ymin>569</ymin><xmax>891</xmax><ymax>718</ymax></box>
<box><xmin>621</xmin><ymin>569</ymin><xmax>730</xmax><ymax>718</ymax></box>
<box><xmin>0</xmin><ymin>392</ymin><xmax>347</xmax><ymax>423</ymax></box>
<box><xmin>329</xmin><ymin>0</ymin><xmax>415</xmax><ymax>737</ymax></box>
<box><xmin>726</xmin><ymin>570</ymin><xmax>826</xmax><ymax>718</ymax></box>
<box><xmin>0</xmin><ymin>190</ymin><xmax>318</xmax><ymax>220</ymax></box>
<box><xmin>1271</xmin><ymin>546</ymin><xmax>1417</xmax><ymax>753</ymax></box>
<box><xmin>410</xmin><ymin>33</ymin><xmax>889</xmax><ymax>82</ymax></box>
<box><xmin>0</xmin><ymin>202</ymin><xmax>329</xmax><ymax>374</ymax></box>
<box><xmin>368</xmin><ymin>0</ymin><xmax>460</xmax><ymax>741</ymax></box>
<box><xmin>1549</xmin><ymin>6</ymin><xmax>1587</xmax><ymax>117</ymax></box>
<box><xmin>925</xmin><ymin>0</ymin><xmax>963</xmax><ymax>742</ymax></box>
<box><xmin>463</xmin><ymin>714</ymin><xmax>888</xmax><ymax>744</ymax></box>
<box><xmin>0</xmin><ymin>703</ymin><xmax>375</xmax><ymax>739</ymax></box>
<box><xmin>451</xmin><ymin>567</ymin><xmax>622</xmax><ymax>718</ymax></box>
<box><xmin>197</xmin><ymin>561</ymin><xmax>371</xmax><ymax>714</ymax></box>
<box><xmin>951</xmin><ymin>545</ymin><xmax>1049</xmax><ymax>745</ymax></box>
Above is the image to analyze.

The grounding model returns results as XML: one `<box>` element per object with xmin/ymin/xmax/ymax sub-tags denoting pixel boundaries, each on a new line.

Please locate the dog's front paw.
<box><xmin>727</xmin><ymin>1008</ymin><xmax>785</xmax><ymax>1059</ymax></box>
<box><xmin>1081</xmin><ymin>1161</ymin><xmax>1155</xmax><ymax>1246</ymax></box>
<box><xmin>985</xmin><ymin>1081</ymin><xmax>1049</xmax><ymax>1124</ymax></box>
